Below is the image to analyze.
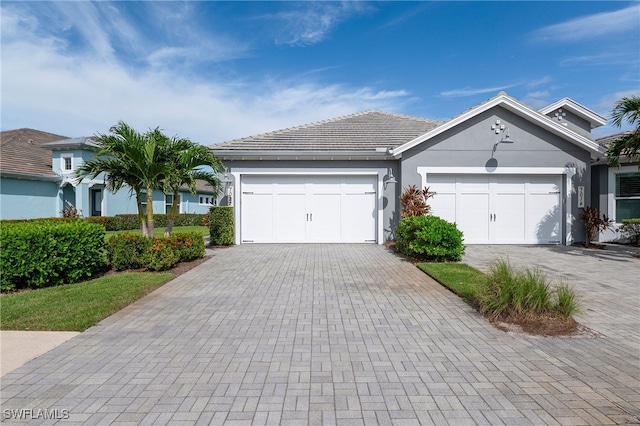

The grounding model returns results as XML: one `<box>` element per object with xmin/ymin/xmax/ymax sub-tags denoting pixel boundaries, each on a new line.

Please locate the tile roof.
<box><xmin>0</xmin><ymin>128</ymin><xmax>68</xmax><ymax>179</ymax></box>
<box><xmin>211</xmin><ymin>110</ymin><xmax>442</xmax><ymax>152</ymax></box>
<box><xmin>596</xmin><ymin>131</ymin><xmax>632</xmax><ymax>149</ymax></box>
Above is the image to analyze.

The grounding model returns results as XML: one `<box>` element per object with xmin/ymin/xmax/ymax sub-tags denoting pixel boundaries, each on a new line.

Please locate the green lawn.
<box><xmin>0</xmin><ymin>272</ymin><xmax>174</xmax><ymax>331</ymax></box>
<box><xmin>105</xmin><ymin>225</ymin><xmax>209</xmax><ymax>240</ymax></box>
<box><xmin>417</xmin><ymin>262</ymin><xmax>487</xmax><ymax>304</ymax></box>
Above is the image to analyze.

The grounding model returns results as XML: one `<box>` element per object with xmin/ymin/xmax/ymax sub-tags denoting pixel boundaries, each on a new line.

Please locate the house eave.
<box><xmin>212</xmin><ymin>150</ymin><xmax>395</xmax><ymax>161</ymax></box>
<box><xmin>0</xmin><ymin>171</ymin><xmax>62</xmax><ymax>182</ymax></box>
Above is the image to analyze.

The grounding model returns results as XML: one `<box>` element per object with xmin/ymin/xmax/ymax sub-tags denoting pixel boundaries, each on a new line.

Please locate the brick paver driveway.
<box><xmin>2</xmin><ymin>245</ymin><xmax>638</xmax><ymax>425</ymax></box>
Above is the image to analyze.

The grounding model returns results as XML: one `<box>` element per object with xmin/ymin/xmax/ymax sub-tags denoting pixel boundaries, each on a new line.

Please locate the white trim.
<box><xmin>392</xmin><ymin>94</ymin><xmax>604</xmax><ymax>157</ymax></box>
<box><xmin>417</xmin><ymin>166</ymin><xmax>576</xmax><ymax>245</ymax></box>
<box><xmin>608</xmin><ymin>165</ymin><xmax>640</xmax><ymax>224</ymax></box>
<box><xmin>231</xmin><ymin>167</ymin><xmax>387</xmax><ymax>245</ymax></box>
<box><xmin>61</xmin><ymin>154</ymin><xmax>74</xmax><ymax>174</ymax></box>
<box><xmin>539</xmin><ymin>98</ymin><xmax>607</xmax><ymax>128</ymax></box>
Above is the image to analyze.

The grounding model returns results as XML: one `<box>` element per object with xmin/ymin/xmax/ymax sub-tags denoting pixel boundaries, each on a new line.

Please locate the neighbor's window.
<box><xmin>199</xmin><ymin>195</ymin><xmax>216</xmax><ymax>206</ymax></box>
<box><xmin>165</xmin><ymin>194</ymin><xmax>174</xmax><ymax>214</ymax></box>
<box><xmin>61</xmin><ymin>155</ymin><xmax>73</xmax><ymax>173</ymax></box>
<box><xmin>615</xmin><ymin>172</ymin><xmax>640</xmax><ymax>222</ymax></box>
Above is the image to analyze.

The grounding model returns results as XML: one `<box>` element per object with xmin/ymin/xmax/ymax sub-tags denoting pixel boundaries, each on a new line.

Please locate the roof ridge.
<box><xmin>213</xmin><ymin>110</ymin><xmax>440</xmax><ymax>146</ymax></box>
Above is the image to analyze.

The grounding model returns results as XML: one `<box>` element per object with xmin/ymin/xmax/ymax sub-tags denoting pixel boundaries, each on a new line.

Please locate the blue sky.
<box><xmin>1</xmin><ymin>1</ymin><xmax>638</xmax><ymax>145</ymax></box>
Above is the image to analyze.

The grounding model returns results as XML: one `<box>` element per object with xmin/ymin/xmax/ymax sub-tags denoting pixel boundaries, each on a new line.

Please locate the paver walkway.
<box><xmin>1</xmin><ymin>244</ymin><xmax>638</xmax><ymax>425</ymax></box>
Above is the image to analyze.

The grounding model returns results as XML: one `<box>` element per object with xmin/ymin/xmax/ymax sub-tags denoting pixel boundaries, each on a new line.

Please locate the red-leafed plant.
<box><xmin>580</xmin><ymin>207</ymin><xmax>614</xmax><ymax>247</ymax></box>
<box><xmin>400</xmin><ymin>185</ymin><xmax>435</xmax><ymax>218</ymax></box>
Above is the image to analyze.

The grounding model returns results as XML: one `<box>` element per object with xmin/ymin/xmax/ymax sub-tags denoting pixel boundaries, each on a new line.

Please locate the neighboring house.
<box><xmin>0</xmin><ymin>128</ymin><xmax>217</xmax><ymax>220</ymax></box>
<box><xmin>211</xmin><ymin>92</ymin><xmax>638</xmax><ymax>245</ymax></box>
<box><xmin>592</xmin><ymin>131</ymin><xmax>640</xmax><ymax>242</ymax></box>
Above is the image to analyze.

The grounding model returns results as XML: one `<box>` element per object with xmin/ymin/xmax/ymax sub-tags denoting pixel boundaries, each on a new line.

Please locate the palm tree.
<box><xmin>607</xmin><ymin>95</ymin><xmax>640</xmax><ymax>167</ymax></box>
<box><xmin>76</xmin><ymin>121</ymin><xmax>169</xmax><ymax>236</ymax></box>
<box><xmin>159</xmin><ymin>134</ymin><xmax>224</xmax><ymax>236</ymax></box>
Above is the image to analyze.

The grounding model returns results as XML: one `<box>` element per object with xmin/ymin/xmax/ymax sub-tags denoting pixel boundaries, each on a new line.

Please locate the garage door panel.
<box><xmin>495</xmin><ymin>193</ymin><xmax>526</xmax><ymax>243</ymax></box>
<box><xmin>242</xmin><ymin>193</ymin><xmax>273</xmax><ymax>242</ymax></box>
<box><xmin>458</xmin><ymin>193</ymin><xmax>490</xmax><ymax>244</ymax></box>
<box><xmin>528</xmin><ymin>193</ymin><xmax>561</xmax><ymax>243</ymax></box>
<box><xmin>275</xmin><ymin>193</ymin><xmax>307</xmax><ymax>242</ymax></box>
<box><xmin>343</xmin><ymin>193</ymin><xmax>376</xmax><ymax>241</ymax></box>
<box><xmin>430</xmin><ymin>193</ymin><xmax>456</xmax><ymax>224</ymax></box>
<box><xmin>310</xmin><ymin>193</ymin><xmax>342</xmax><ymax>241</ymax></box>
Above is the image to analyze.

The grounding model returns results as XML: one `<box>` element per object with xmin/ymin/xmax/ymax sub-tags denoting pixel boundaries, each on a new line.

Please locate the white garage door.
<box><xmin>241</xmin><ymin>175</ymin><xmax>377</xmax><ymax>243</ymax></box>
<box><xmin>427</xmin><ymin>174</ymin><xmax>562</xmax><ymax>244</ymax></box>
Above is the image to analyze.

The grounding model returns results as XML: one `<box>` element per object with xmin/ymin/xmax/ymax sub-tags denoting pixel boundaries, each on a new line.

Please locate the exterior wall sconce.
<box><xmin>383</xmin><ymin>168</ymin><xmax>397</xmax><ymax>189</ymax></box>
<box><xmin>492</xmin><ymin>126</ymin><xmax>515</xmax><ymax>156</ymax></box>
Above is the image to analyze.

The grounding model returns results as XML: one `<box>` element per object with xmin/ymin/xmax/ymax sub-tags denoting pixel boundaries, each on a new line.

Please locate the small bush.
<box><xmin>142</xmin><ymin>238</ymin><xmax>180</xmax><ymax>271</ymax></box>
<box><xmin>1</xmin><ymin>221</ymin><xmax>106</xmax><ymax>291</ymax></box>
<box><xmin>480</xmin><ymin>259</ymin><xmax>580</xmax><ymax>321</ymax></box>
<box><xmin>395</xmin><ymin>215</ymin><xmax>464</xmax><ymax>261</ymax></box>
<box><xmin>106</xmin><ymin>234</ymin><xmax>149</xmax><ymax>271</ymax></box>
<box><xmin>210</xmin><ymin>206</ymin><xmax>234</xmax><ymax>246</ymax></box>
<box><xmin>620</xmin><ymin>218</ymin><xmax>640</xmax><ymax>245</ymax></box>
<box><xmin>169</xmin><ymin>232</ymin><xmax>205</xmax><ymax>262</ymax></box>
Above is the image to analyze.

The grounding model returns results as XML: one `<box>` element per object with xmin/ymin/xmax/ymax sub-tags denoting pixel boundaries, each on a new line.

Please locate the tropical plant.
<box><xmin>606</xmin><ymin>95</ymin><xmax>640</xmax><ymax>167</ymax></box>
<box><xmin>395</xmin><ymin>214</ymin><xmax>464</xmax><ymax>261</ymax></box>
<box><xmin>580</xmin><ymin>206</ymin><xmax>614</xmax><ymax>247</ymax></box>
<box><xmin>76</xmin><ymin>122</ymin><xmax>224</xmax><ymax>237</ymax></box>
<box><xmin>158</xmin><ymin>132</ymin><xmax>223</xmax><ymax>236</ymax></box>
<box><xmin>400</xmin><ymin>185</ymin><xmax>435</xmax><ymax>217</ymax></box>
<box><xmin>620</xmin><ymin>218</ymin><xmax>640</xmax><ymax>245</ymax></box>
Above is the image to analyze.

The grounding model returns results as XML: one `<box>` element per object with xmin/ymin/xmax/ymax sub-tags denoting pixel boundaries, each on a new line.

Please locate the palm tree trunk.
<box><xmin>165</xmin><ymin>192</ymin><xmax>179</xmax><ymax>237</ymax></box>
<box><xmin>146</xmin><ymin>186</ymin><xmax>155</xmax><ymax>237</ymax></box>
<box><xmin>136</xmin><ymin>191</ymin><xmax>149</xmax><ymax>236</ymax></box>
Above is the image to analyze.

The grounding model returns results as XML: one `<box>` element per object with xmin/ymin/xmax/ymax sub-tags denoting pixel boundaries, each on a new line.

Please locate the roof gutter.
<box><xmin>0</xmin><ymin>171</ymin><xmax>62</xmax><ymax>182</ymax></box>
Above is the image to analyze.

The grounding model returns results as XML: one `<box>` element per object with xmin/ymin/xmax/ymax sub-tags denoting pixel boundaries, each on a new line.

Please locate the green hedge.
<box><xmin>3</xmin><ymin>214</ymin><xmax>208</xmax><ymax>232</ymax></box>
<box><xmin>209</xmin><ymin>206</ymin><xmax>234</xmax><ymax>246</ymax></box>
<box><xmin>0</xmin><ymin>221</ymin><xmax>106</xmax><ymax>291</ymax></box>
<box><xmin>106</xmin><ymin>232</ymin><xmax>205</xmax><ymax>271</ymax></box>
<box><xmin>621</xmin><ymin>218</ymin><xmax>640</xmax><ymax>245</ymax></box>
<box><xmin>395</xmin><ymin>215</ymin><xmax>465</xmax><ymax>262</ymax></box>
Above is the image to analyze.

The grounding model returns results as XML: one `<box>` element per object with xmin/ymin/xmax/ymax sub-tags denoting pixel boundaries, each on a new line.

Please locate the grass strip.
<box><xmin>0</xmin><ymin>272</ymin><xmax>174</xmax><ymax>331</ymax></box>
<box><xmin>105</xmin><ymin>226</ymin><xmax>209</xmax><ymax>241</ymax></box>
<box><xmin>417</xmin><ymin>262</ymin><xmax>486</xmax><ymax>304</ymax></box>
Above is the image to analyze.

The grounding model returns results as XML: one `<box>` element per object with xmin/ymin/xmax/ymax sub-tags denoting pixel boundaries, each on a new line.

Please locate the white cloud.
<box><xmin>440</xmin><ymin>84</ymin><xmax>517</xmax><ymax>98</ymax></box>
<box><xmin>267</xmin><ymin>2</ymin><xmax>372</xmax><ymax>46</ymax></box>
<box><xmin>526</xmin><ymin>76</ymin><xmax>552</xmax><ymax>89</ymax></box>
<box><xmin>531</xmin><ymin>5</ymin><xmax>640</xmax><ymax>42</ymax></box>
<box><xmin>0</xmin><ymin>6</ymin><xmax>410</xmax><ymax>145</ymax></box>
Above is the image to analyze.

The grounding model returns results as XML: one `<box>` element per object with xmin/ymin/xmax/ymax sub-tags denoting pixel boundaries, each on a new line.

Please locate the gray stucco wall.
<box><xmin>222</xmin><ymin>159</ymin><xmax>401</xmax><ymax>241</ymax></box>
<box><xmin>400</xmin><ymin>106</ymin><xmax>593</xmax><ymax>243</ymax></box>
<box><xmin>544</xmin><ymin>109</ymin><xmax>592</xmax><ymax>138</ymax></box>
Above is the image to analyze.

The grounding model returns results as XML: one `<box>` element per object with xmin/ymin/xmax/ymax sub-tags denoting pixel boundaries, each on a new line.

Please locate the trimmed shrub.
<box><xmin>620</xmin><ymin>218</ymin><xmax>640</xmax><ymax>245</ymax></box>
<box><xmin>1</xmin><ymin>221</ymin><xmax>106</xmax><ymax>291</ymax></box>
<box><xmin>85</xmin><ymin>215</ymin><xmax>120</xmax><ymax>231</ymax></box>
<box><xmin>106</xmin><ymin>232</ymin><xmax>205</xmax><ymax>271</ymax></box>
<box><xmin>395</xmin><ymin>215</ymin><xmax>464</xmax><ymax>262</ymax></box>
<box><xmin>209</xmin><ymin>206</ymin><xmax>234</xmax><ymax>246</ymax></box>
<box><xmin>106</xmin><ymin>233</ymin><xmax>149</xmax><ymax>271</ymax></box>
<box><xmin>142</xmin><ymin>238</ymin><xmax>180</xmax><ymax>271</ymax></box>
<box><xmin>170</xmin><ymin>232</ymin><xmax>206</xmax><ymax>262</ymax></box>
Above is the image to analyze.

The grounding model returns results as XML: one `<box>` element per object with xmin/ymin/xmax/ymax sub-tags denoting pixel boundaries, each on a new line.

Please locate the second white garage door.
<box><xmin>427</xmin><ymin>174</ymin><xmax>563</xmax><ymax>244</ymax></box>
<box><xmin>241</xmin><ymin>175</ymin><xmax>377</xmax><ymax>243</ymax></box>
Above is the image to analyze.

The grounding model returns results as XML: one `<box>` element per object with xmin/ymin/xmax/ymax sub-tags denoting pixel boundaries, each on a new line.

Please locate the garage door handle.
<box><xmin>306</xmin><ymin>213</ymin><xmax>312</xmax><ymax>221</ymax></box>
